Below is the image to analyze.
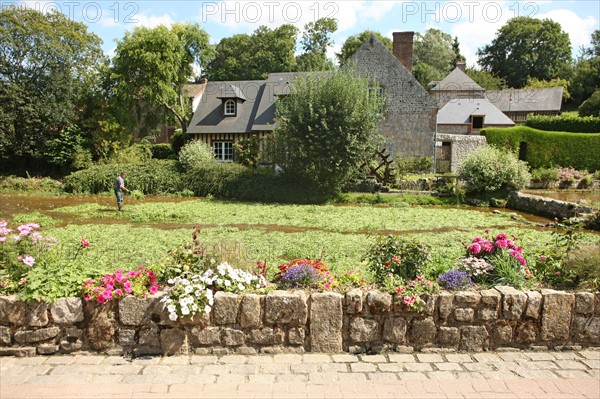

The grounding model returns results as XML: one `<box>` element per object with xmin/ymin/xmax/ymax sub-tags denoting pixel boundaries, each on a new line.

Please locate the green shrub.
<box><xmin>396</xmin><ymin>156</ymin><xmax>433</xmax><ymax>177</ymax></box>
<box><xmin>170</xmin><ymin>129</ymin><xmax>187</xmax><ymax>154</ymax></box>
<box><xmin>531</xmin><ymin>167</ymin><xmax>559</xmax><ymax>186</ymax></box>
<box><xmin>63</xmin><ymin>160</ymin><xmax>183</xmax><ymax>195</ymax></box>
<box><xmin>150</xmin><ymin>144</ymin><xmax>176</xmax><ymax>160</ymax></box>
<box><xmin>458</xmin><ymin>147</ymin><xmax>531</xmax><ymax>194</ymax></box>
<box><xmin>525</xmin><ymin>114</ymin><xmax>600</xmax><ymax>133</ymax></box>
<box><xmin>578</xmin><ymin>90</ymin><xmax>600</xmax><ymax>118</ymax></box>
<box><xmin>178</xmin><ymin>140</ymin><xmax>216</xmax><ymax>169</ymax></box>
<box><xmin>108</xmin><ymin>144</ymin><xmax>153</xmax><ymax>165</ymax></box>
<box><xmin>562</xmin><ymin>246</ymin><xmax>600</xmax><ymax>289</ymax></box>
<box><xmin>578</xmin><ymin>175</ymin><xmax>594</xmax><ymax>189</ymax></box>
<box><xmin>585</xmin><ymin>213</ymin><xmax>600</xmax><ymax>231</ymax></box>
<box><xmin>364</xmin><ymin>236</ymin><xmax>431</xmax><ymax>283</ymax></box>
<box><xmin>483</xmin><ymin>126</ymin><xmax>600</xmax><ymax>172</ymax></box>
<box><xmin>0</xmin><ymin>176</ymin><xmax>62</xmax><ymax>193</ymax></box>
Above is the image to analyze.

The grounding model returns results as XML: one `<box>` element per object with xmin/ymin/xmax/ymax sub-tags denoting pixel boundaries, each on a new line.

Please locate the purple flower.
<box><xmin>438</xmin><ymin>270</ymin><xmax>473</xmax><ymax>290</ymax></box>
<box><xmin>279</xmin><ymin>264</ymin><xmax>322</xmax><ymax>289</ymax></box>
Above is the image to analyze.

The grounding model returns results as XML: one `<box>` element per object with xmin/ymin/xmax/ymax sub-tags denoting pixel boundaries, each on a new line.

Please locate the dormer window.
<box><xmin>224</xmin><ymin>100</ymin><xmax>236</xmax><ymax>116</ymax></box>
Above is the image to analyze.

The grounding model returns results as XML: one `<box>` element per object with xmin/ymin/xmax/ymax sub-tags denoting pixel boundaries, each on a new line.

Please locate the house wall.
<box><xmin>192</xmin><ymin>132</ymin><xmax>270</xmax><ymax>159</ymax></box>
<box><xmin>436</xmin><ymin>133</ymin><xmax>487</xmax><ymax>173</ymax></box>
<box><xmin>349</xmin><ymin>37</ymin><xmax>438</xmax><ymax>160</ymax></box>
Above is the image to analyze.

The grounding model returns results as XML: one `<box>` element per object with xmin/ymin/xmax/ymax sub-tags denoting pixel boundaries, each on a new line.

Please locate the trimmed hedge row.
<box><xmin>525</xmin><ymin>115</ymin><xmax>600</xmax><ymax>133</ymax></box>
<box><xmin>63</xmin><ymin>160</ymin><xmax>184</xmax><ymax>194</ymax></box>
<box><xmin>482</xmin><ymin>126</ymin><xmax>600</xmax><ymax>172</ymax></box>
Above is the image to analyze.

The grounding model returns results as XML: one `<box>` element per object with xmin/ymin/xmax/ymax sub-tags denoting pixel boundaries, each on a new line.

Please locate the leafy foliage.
<box><xmin>578</xmin><ymin>90</ymin><xmax>600</xmax><ymax>117</ymax></box>
<box><xmin>337</xmin><ymin>31</ymin><xmax>392</xmax><ymax>65</ymax></box>
<box><xmin>274</xmin><ymin>68</ymin><xmax>384</xmax><ymax>195</ymax></box>
<box><xmin>296</xmin><ymin>18</ymin><xmax>338</xmax><ymax>72</ymax></box>
<box><xmin>458</xmin><ymin>147</ymin><xmax>531</xmax><ymax>194</ymax></box>
<box><xmin>413</xmin><ymin>29</ymin><xmax>460</xmax><ymax>87</ymax></box>
<box><xmin>365</xmin><ymin>236</ymin><xmax>431</xmax><ymax>283</ymax></box>
<box><xmin>466</xmin><ymin>68</ymin><xmax>506</xmax><ymax>90</ymax></box>
<box><xmin>483</xmin><ymin>126</ymin><xmax>600</xmax><ymax>172</ymax></box>
<box><xmin>525</xmin><ymin>115</ymin><xmax>600</xmax><ymax>133</ymax></box>
<box><xmin>178</xmin><ymin>140</ymin><xmax>217</xmax><ymax>169</ymax></box>
<box><xmin>477</xmin><ymin>17</ymin><xmax>572</xmax><ymax>88</ymax></box>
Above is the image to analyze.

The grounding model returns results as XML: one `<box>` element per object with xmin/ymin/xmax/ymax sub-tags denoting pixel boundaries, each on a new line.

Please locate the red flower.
<box><xmin>81</xmin><ymin>237</ymin><xmax>90</xmax><ymax>248</ymax></box>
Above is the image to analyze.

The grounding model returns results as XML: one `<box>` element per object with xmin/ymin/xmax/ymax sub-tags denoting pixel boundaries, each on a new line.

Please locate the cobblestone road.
<box><xmin>1</xmin><ymin>350</ymin><xmax>599</xmax><ymax>398</ymax></box>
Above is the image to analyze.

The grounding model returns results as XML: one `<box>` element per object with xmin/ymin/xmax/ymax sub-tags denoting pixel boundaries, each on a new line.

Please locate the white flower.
<box><xmin>169</xmin><ymin>313</ymin><xmax>178</xmax><ymax>321</ymax></box>
<box><xmin>185</xmin><ymin>285</ymin><xmax>193</xmax><ymax>293</ymax></box>
<box><xmin>204</xmin><ymin>305</ymin><xmax>211</xmax><ymax>314</ymax></box>
<box><xmin>208</xmin><ymin>297</ymin><xmax>214</xmax><ymax>306</ymax></box>
<box><xmin>238</xmin><ymin>283</ymin><xmax>245</xmax><ymax>291</ymax></box>
<box><xmin>192</xmin><ymin>304</ymin><xmax>198</xmax><ymax>312</ymax></box>
<box><xmin>167</xmin><ymin>279</ymin><xmax>174</xmax><ymax>285</ymax></box>
<box><xmin>167</xmin><ymin>305</ymin><xmax>176</xmax><ymax>313</ymax></box>
<box><xmin>224</xmin><ymin>280</ymin><xmax>231</xmax><ymax>287</ymax></box>
<box><xmin>181</xmin><ymin>306</ymin><xmax>190</xmax><ymax>315</ymax></box>
<box><xmin>216</xmin><ymin>278</ymin><xmax>223</xmax><ymax>285</ymax></box>
<box><xmin>195</xmin><ymin>290</ymin><xmax>202</xmax><ymax>297</ymax></box>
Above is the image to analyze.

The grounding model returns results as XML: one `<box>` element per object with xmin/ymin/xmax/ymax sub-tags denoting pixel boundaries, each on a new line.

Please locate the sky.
<box><xmin>10</xmin><ymin>0</ymin><xmax>600</xmax><ymax>67</ymax></box>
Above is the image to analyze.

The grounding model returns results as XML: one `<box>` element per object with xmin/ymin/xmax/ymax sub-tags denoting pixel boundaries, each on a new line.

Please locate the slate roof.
<box><xmin>485</xmin><ymin>87</ymin><xmax>564</xmax><ymax>112</ymax></box>
<box><xmin>437</xmin><ymin>98</ymin><xmax>515</xmax><ymax>125</ymax></box>
<box><xmin>217</xmin><ymin>84</ymin><xmax>247</xmax><ymax>101</ymax></box>
<box><xmin>431</xmin><ymin>67</ymin><xmax>484</xmax><ymax>91</ymax></box>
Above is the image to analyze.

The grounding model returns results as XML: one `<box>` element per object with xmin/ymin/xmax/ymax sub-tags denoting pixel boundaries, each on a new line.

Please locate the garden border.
<box><xmin>1</xmin><ymin>287</ymin><xmax>599</xmax><ymax>357</ymax></box>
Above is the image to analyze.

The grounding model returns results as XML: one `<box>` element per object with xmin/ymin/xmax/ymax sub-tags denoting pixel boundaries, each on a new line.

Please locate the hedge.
<box><xmin>525</xmin><ymin>115</ymin><xmax>600</xmax><ymax>133</ymax></box>
<box><xmin>63</xmin><ymin>160</ymin><xmax>184</xmax><ymax>194</ymax></box>
<box><xmin>482</xmin><ymin>126</ymin><xmax>600</xmax><ymax>172</ymax></box>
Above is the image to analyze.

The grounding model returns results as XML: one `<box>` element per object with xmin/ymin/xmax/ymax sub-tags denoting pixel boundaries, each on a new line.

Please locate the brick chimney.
<box><xmin>456</xmin><ymin>61</ymin><xmax>466</xmax><ymax>72</ymax></box>
<box><xmin>392</xmin><ymin>32</ymin><xmax>414</xmax><ymax>73</ymax></box>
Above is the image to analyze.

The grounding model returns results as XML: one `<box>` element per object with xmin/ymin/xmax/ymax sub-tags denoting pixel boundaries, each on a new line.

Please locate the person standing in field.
<box><xmin>114</xmin><ymin>171</ymin><xmax>130</xmax><ymax>211</ymax></box>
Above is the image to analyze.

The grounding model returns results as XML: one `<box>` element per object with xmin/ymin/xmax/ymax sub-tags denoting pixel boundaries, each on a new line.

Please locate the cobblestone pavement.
<box><xmin>1</xmin><ymin>350</ymin><xmax>599</xmax><ymax>398</ymax></box>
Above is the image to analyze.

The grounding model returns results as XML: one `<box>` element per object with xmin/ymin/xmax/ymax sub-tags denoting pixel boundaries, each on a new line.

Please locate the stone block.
<box><xmin>572</xmin><ymin>316</ymin><xmax>600</xmax><ymax>343</ymax></box>
<box><xmin>247</xmin><ymin>327</ymin><xmax>284</xmax><ymax>345</ymax></box>
<box><xmin>26</xmin><ymin>302</ymin><xmax>48</xmax><ymax>327</ymax></box>
<box><xmin>60</xmin><ymin>340</ymin><xmax>82</xmax><ymax>352</ymax></box>
<box><xmin>118</xmin><ymin>296</ymin><xmax>158</xmax><ymax>326</ymax></box>
<box><xmin>596</xmin><ymin>293</ymin><xmax>600</xmax><ymax>315</ymax></box>
<box><xmin>50</xmin><ymin>298</ymin><xmax>83</xmax><ymax>324</ymax></box>
<box><xmin>0</xmin><ymin>295</ymin><xmax>25</xmax><ymax>326</ymax></box>
<box><xmin>454</xmin><ymin>308</ymin><xmax>474</xmax><ymax>322</ymax></box>
<box><xmin>421</xmin><ymin>294</ymin><xmax>437</xmax><ymax>316</ymax></box>
<box><xmin>264</xmin><ymin>291</ymin><xmax>307</xmax><ymax>326</ymax></box>
<box><xmin>575</xmin><ymin>292</ymin><xmax>595</xmax><ymax>315</ymax></box>
<box><xmin>65</xmin><ymin>327</ymin><xmax>82</xmax><ymax>339</ymax></box>
<box><xmin>37</xmin><ymin>344</ymin><xmax>59</xmax><ymax>355</ymax></box>
<box><xmin>346</xmin><ymin>290</ymin><xmax>363</xmax><ymax>314</ymax></box>
<box><xmin>459</xmin><ymin>326</ymin><xmax>488</xmax><ymax>352</ymax></box>
<box><xmin>480</xmin><ymin>289</ymin><xmax>501</xmax><ymax>307</ymax></box>
<box><xmin>453</xmin><ymin>291</ymin><xmax>480</xmax><ymax>307</ymax></box>
<box><xmin>438</xmin><ymin>292</ymin><xmax>453</xmax><ymax>319</ymax></box>
<box><xmin>139</xmin><ymin>326</ymin><xmax>160</xmax><ymax>348</ymax></box>
<box><xmin>14</xmin><ymin>327</ymin><xmax>60</xmax><ymax>344</ymax></box>
<box><xmin>85</xmin><ymin>303</ymin><xmax>116</xmax><ymax>351</ymax></box>
<box><xmin>495</xmin><ymin>286</ymin><xmax>527</xmax><ymax>320</ymax></box>
<box><xmin>118</xmin><ymin>329</ymin><xmax>136</xmax><ymax>347</ymax></box>
<box><xmin>478</xmin><ymin>308</ymin><xmax>498</xmax><ymax>321</ymax></box>
<box><xmin>438</xmin><ymin>327</ymin><xmax>459</xmax><ymax>346</ymax></box>
<box><xmin>160</xmin><ymin>328</ymin><xmax>188</xmax><ymax>356</ymax></box>
<box><xmin>0</xmin><ymin>347</ymin><xmax>36</xmax><ymax>357</ymax></box>
<box><xmin>239</xmin><ymin>294</ymin><xmax>261</xmax><ymax>328</ymax></box>
<box><xmin>310</xmin><ymin>292</ymin><xmax>343</xmax><ymax>352</ymax></box>
<box><xmin>409</xmin><ymin>318</ymin><xmax>436</xmax><ymax>345</ymax></box>
<box><xmin>367</xmin><ymin>291</ymin><xmax>392</xmax><ymax>315</ymax></box>
<box><xmin>516</xmin><ymin>322</ymin><xmax>537</xmax><ymax>344</ymax></box>
<box><xmin>540</xmin><ymin>290</ymin><xmax>574</xmax><ymax>341</ymax></box>
<box><xmin>383</xmin><ymin>317</ymin><xmax>407</xmax><ymax>344</ymax></box>
<box><xmin>349</xmin><ymin>317</ymin><xmax>380</xmax><ymax>343</ymax></box>
<box><xmin>524</xmin><ymin>291</ymin><xmax>543</xmax><ymax>319</ymax></box>
<box><xmin>287</xmin><ymin>327</ymin><xmax>305</xmax><ymax>346</ymax></box>
<box><xmin>0</xmin><ymin>326</ymin><xmax>11</xmax><ymax>345</ymax></box>
<box><xmin>213</xmin><ymin>292</ymin><xmax>241</xmax><ymax>325</ymax></box>
<box><xmin>222</xmin><ymin>328</ymin><xmax>245</xmax><ymax>346</ymax></box>
<box><xmin>491</xmin><ymin>323</ymin><xmax>513</xmax><ymax>344</ymax></box>
<box><xmin>190</xmin><ymin>327</ymin><xmax>221</xmax><ymax>346</ymax></box>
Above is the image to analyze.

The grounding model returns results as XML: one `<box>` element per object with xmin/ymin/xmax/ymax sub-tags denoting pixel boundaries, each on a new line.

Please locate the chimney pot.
<box><xmin>456</xmin><ymin>61</ymin><xmax>466</xmax><ymax>72</ymax></box>
<box><xmin>392</xmin><ymin>32</ymin><xmax>414</xmax><ymax>73</ymax></box>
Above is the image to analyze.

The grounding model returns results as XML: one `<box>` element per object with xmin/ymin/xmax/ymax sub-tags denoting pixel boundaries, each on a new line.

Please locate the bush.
<box><xmin>178</xmin><ymin>140</ymin><xmax>217</xmax><ymax>169</ymax></box>
<box><xmin>364</xmin><ymin>236</ymin><xmax>431</xmax><ymax>283</ymax></box>
<box><xmin>578</xmin><ymin>90</ymin><xmax>600</xmax><ymax>118</ymax></box>
<box><xmin>531</xmin><ymin>167</ymin><xmax>559</xmax><ymax>186</ymax></box>
<box><xmin>578</xmin><ymin>175</ymin><xmax>594</xmax><ymax>189</ymax></box>
<box><xmin>0</xmin><ymin>176</ymin><xmax>62</xmax><ymax>193</ymax></box>
<box><xmin>458</xmin><ymin>147</ymin><xmax>531</xmax><ymax>194</ymax></box>
<box><xmin>562</xmin><ymin>246</ymin><xmax>600</xmax><ymax>289</ymax></box>
<box><xmin>483</xmin><ymin>126</ymin><xmax>600</xmax><ymax>172</ymax></box>
<box><xmin>396</xmin><ymin>156</ymin><xmax>433</xmax><ymax>176</ymax></box>
<box><xmin>526</xmin><ymin>114</ymin><xmax>600</xmax><ymax>133</ymax></box>
<box><xmin>63</xmin><ymin>160</ymin><xmax>183</xmax><ymax>195</ymax></box>
<box><xmin>170</xmin><ymin>129</ymin><xmax>187</xmax><ymax>154</ymax></box>
<box><xmin>150</xmin><ymin>144</ymin><xmax>176</xmax><ymax>160</ymax></box>
<box><xmin>109</xmin><ymin>144</ymin><xmax>153</xmax><ymax>165</ymax></box>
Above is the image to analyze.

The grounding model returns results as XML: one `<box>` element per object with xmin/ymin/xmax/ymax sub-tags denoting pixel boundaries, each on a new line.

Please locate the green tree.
<box><xmin>477</xmin><ymin>17</ymin><xmax>572</xmax><ymax>88</ymax></box>
<box><xmin>412</xmin><ymin>29</ymin><xmax>461</xmax><ymax>88</ymax></box>
<box><xmin>578</xmin><ymin>90</ymin><xmax>600</xmax><ymax>117</ymax></box>
<box><xmin>337</xmin><ymin>31</ymin><xmax>392</xmax><ymax>65</ymax></box>
<box><xmin>274</xmin><ymin>69</ymin><xmax>384</xmax><ymax>194</ymax></box>
<box><xmin>525</xmin><ymin>78</ymin><xmax>571</xmax><ymax>100</ymax></box>
<box><xmin>466</xmin><ymin>68</ymin><xmax>506</xmax><ymax>90</ymax></box>
<box><xmin>571</xmin><ymin>30</ymin><xmax>600</xmax><ymax>104</ymax></box>
<box><xmin>0</xmin><ymin>8</ymin><xmax>104</xmax><ymax>171</ymax></box>
<box><xmin>207</xmin><ymin>25</ymin><xmax>298</xmax><ymax>80</ymax></box>
<box><xmin>453</xmin><ymin>36</ymin><xmax>466</xmax><ymax>65</ymax></box>
<box><xmin>296</xmin><ymin>18</ymin><xmax>338</xmax><ymax>72</ymax></box>
<box><xmin>111</xmin><ymin>23</ymin><xmax>214</xmax><ymax>136</ymax></box>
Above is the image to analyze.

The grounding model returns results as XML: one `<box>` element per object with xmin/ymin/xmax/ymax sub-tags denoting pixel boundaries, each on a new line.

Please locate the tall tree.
<box><xmin>466</xmin><ymin>69</ymin><xmax>506</xmax><ymax>90</ymax></box>
<box><xmin>412</xmin><ymin>29</ymin><xmax>459</xmax><ymax>88</ymax></box>
<box><xmin>274</xmin><ymin>69</ymin><xmax>384</xmax><ymax>195</ymax></box>
<box><xmin>206</xmin><ymin>25</ymin><xmax>298</xmax><ymax>81</ymax></box>
<box><xmin>0</xmin><ymin>8</ymin><xmax>104</xmax><ymax>171</ymax></box>
<box><xmin>571</xmin><ymin>30</ymin><xmax>600</xmax><ymax>104</ymax></box>
<box><xmin>452</xmin><ymin>37</ymin><xmax>466</xmax><ymax>65</ymax></box>
<box><xmin>337</xmin><ymin>31</ymin><xmax>392</xmax><ymax>65</ymax></box>
<box><xmin>477</xmin><ymin>17</ymin><xmax>572</xmax><ymax>88</ymax></box>
<box><xmin>111</xmin><ymin>23</ymin><xmax>214</xmax><ymax>135</ymax></box>
<box><xmin>296</xmin><ymin>18</ymin><xmax>338</xmax><ymax>71</ymax></box>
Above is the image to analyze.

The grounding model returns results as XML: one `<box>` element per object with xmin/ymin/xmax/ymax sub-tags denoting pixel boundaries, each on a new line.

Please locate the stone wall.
<box><xmin>508</xmin><ymin>191</ymin><xmax>594</xmax><ymax>220</ymax></box>
<box><xmin>436</xmin><ymin>133</ymin><xmax>487</xmax><ymax>173</ymax></box>
<box><xmin>1</xmin><ymin>288</ymin><xmax>599</xmax><ymax>357</ymax></box>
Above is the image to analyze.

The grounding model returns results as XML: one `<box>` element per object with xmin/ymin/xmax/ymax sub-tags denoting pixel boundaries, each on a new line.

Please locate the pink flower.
<box><xmin>396</xmin><ymin>287</ymin><xmax>404</xmax><ymax>294</ymax></box>
<box><xmin>149</xmin><ymin>285</ymin><xmax>158</xmax><ymax>294</ymax></box>
<box><xmin>127</xmin><ymin>271</ymin><xmax>136</xmax><ymax>278</ymax></box>
<box><xmin>81</xmin><ymin>237</ymin><xmax>90</xmax><ymax>248</ymax></box>
<box><xmin>324</xmin><ymin>283</ymin><xmax>330</xmax><ymax>290</ymax></box>
<box><xmin>496</xmin><ymin>239</ymin><xmax>508</xmax><ymax>249</ymax></box>
<box><xmin>392</xmin><ymin>255</ymin><xmax>401</xmax><ymax>263</ymax></box>
<box><xmin>496</xmin><ymin>233</ymin><xmax>507</xmax><ymax>241</ymax></box>
<box><xmin>97</xmin><ymin>296</ymin><xmax>105</xmax><ymax>304</ymax></box>
<box><xmin>84</xmin><ymin>296</ymin><xmax>92</xmax><ymax>302</ymax></box>
<box><xmin>416</xmin><ymin>276</ymin><xmax>424</xmax><ymax>282</ymax></box>
<box><xmin>468</xmin><ymin>243</ymin><xmax>482</xmax><ymax>255</ymax></box>
<box><xmin>481</xmin><ymin>241</ymin><xmax>495</xmax><ymax>253</ymax></box>
<box><xmin>0</xmin><ymin>237</ymin><xmax>6</xmax><ymax>243</ymax></box>
<box><xmin>539</xmin><ymin>255</ymin><xmax>547</xmax><ymax>261</ymax></box>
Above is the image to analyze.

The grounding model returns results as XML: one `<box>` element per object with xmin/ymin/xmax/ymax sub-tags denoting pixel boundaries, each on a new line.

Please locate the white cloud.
<box><xmin>536</xmin><ymin>9</ymin><xmax>597</xmax><ymax>50</ymax></box>
<box><xmin>130</xmin><ymin>13</ymin><xmax>175</xmax><ymax>28</ymax></box>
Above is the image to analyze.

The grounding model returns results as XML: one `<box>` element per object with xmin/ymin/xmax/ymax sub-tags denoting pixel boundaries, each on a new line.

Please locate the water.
<box><xmin>522</xmin><ymin>190</ymin><xmax>600</xmax><ymax>210</ymax></box>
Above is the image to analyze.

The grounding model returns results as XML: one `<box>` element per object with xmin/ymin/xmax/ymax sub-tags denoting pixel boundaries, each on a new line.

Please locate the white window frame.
<box><xmin>224</xmin><ymin>100</ymin><xmax>236</xmax><ymax>116</ymax></box>
<box><xmin>213</xmin><ymin>141</ymin><xmax>234</xmax><ymax>162</ymax></box>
